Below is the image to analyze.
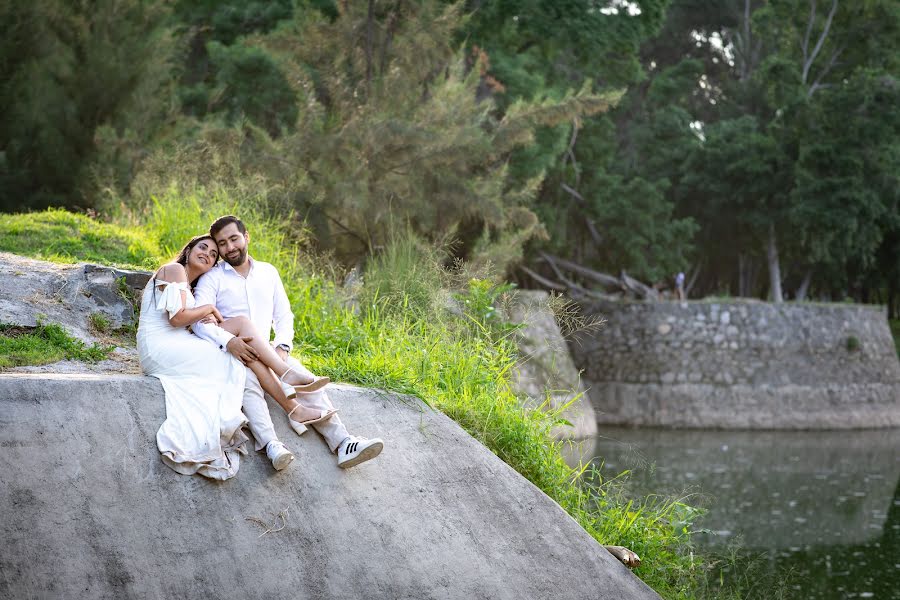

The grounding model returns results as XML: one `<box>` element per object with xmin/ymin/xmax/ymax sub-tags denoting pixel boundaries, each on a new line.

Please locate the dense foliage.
<box><xmin>3</xmin><ymin>0</ymin><xmax>896</xmax><ymax>312</ymax></box>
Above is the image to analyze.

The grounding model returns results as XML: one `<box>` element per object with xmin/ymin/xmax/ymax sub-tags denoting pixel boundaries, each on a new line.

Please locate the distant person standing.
<box><xmin>675</xmin><ymin>271</ymin><xmax>686</xmax><ymax>302</ymax></box>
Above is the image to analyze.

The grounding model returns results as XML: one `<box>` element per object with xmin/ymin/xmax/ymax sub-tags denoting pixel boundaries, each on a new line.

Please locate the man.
<box><xmin>192</xmin><ymin>215</ymin><xmax>384</xmax><ymax>471</ymax></box>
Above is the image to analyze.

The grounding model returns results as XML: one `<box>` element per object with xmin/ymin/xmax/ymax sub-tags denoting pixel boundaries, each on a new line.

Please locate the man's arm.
<box><xmin>271</xmin><ymin>266</ymin><xmax>294</xmax><ymax>352</ymax></box>
<box><xmin>191</xmin><ymin>270</ymin><xmax>235</xmax><ymax>352</ymax></box>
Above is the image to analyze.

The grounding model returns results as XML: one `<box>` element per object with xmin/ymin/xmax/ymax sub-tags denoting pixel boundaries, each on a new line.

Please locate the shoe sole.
<box><xmin>338</xmin><ymin>441</ymin><xmax>383</xmax><ymax>469</ymax></box>
<box><xmin>272</xmin><ymin>452</ymin><xmax>294</xmax><ymax>471</ymax></box>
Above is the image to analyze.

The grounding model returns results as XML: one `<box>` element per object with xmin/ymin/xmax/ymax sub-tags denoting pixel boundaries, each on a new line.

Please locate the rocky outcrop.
<box><xmin>572</xmin><ymin>298</ymin><xmax>900</xmax><ymax>429</ymax></box>
<box><xmin>507</xmin><ymin>290</ymin><xmax>597</xmax><ymax>439</ymax></box>
<box><xmin>0</xmin><ymin>374</ymin><xmax>658</xmax><ymax>599</ymax></box>
<box><xmin>0</xmin><ymin>251</ymin><xmax>149</xmax><ymax>344</ymax></box>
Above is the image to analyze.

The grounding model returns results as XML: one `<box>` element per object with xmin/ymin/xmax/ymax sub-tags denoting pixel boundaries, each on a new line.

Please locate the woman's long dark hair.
<box><xmin>174</xmin><ymin>234</ymin><xmax>218</xmax><ymax>289</ymax></box>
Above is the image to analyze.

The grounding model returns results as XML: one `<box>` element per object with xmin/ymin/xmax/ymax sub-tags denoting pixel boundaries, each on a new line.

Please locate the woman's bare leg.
<box><xmin>219</xmin><ymin>317</ymin><xmax>308</xmax><ymax>382</ymax></box>
<box><xmin>243</xmin><ymin>359</ymin><xmax>292</xmax><ymax>411</ymax></box>
<box><xmin>219</xmin><ymin>317</ymin><xmax>329</xmax><ymax>423</ymax></box>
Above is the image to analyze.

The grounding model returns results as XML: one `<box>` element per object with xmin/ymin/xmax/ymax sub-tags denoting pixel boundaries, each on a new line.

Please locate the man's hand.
<box><xmin>275</xmin><ymin>346</ymin><xmax>289</xmax><ymax>361</ymax></box>
<box><xmin>226</xmin><ymin>336</ymin><xmax>259</xmax><ymax>365</ymax></box>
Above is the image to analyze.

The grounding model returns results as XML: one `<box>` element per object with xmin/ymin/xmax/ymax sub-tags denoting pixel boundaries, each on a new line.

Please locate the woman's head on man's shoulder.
<box><xmin>175</xmin><ymin>235</ymin><xmax>219</xmax><ymax>271</ymax></box>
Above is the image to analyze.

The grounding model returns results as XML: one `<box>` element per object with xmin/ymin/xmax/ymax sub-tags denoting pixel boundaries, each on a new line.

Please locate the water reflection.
<box><xmin>572</xmin><ymin>427</ymin><xmax>900</xmax><ymax>599</ymax></box>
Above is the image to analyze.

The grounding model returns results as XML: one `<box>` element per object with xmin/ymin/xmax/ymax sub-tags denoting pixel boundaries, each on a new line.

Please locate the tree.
<box><xmin>130</xmin><ymin>1</ymin><xmax>618</xmax><ymax>270</ymax></box>
<box><xmin>0</xmin><ymin>0</ymin><xmax>177</xmax><ymax>212</ymax></box>
<box><xmin>643</xmin><ymin>0</ymin><xmax>899</xmax><ymax>301</ymax></box>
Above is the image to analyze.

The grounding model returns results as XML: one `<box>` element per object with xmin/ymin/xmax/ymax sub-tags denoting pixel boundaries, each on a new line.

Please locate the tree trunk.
<box><xmin>888</xmin><ymin>284</ymin><xmax>897</xmax><ymax>319</ymax></box>
<box><xmin>686</xmin><ymin>263</ymin><xmax>701</xmax><ymax>297</ymax></box>
<box><xmin>738</xmin><ymin>254</ymin><xmax>759</xmax><ymax>298</ymax></box>
<box><xmin>767</xmin><ymin>221</ymin><xmax>784</xmax><ymax>303</ymax></box>
<box><xmin>795</xmin><ymin>269</ymin><xmax>813</xmax><ymax>301</ymax></box>
<box><xmin>365</xmin><ymin>0</ymin><xmax>375</xmax><ymax>86</ymax></box>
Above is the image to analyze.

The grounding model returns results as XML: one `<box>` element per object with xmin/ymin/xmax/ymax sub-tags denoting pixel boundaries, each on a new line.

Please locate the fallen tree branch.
<box><xmin>528</xmin><ymin>254</ymin><xmax>659</xmax><ymax>301</ymax></box>
<box><xmin>539</xmin><ymin>253</ymin><xmax>622</xmax><ymax>289</ymax></box>
<box><xmin>518</xmin><ymin>265</ymin><xmax>567</xmax><ymax>291</ymax></box>
<box><xmin>604</xmin><ymin>545</ymin><xmax>642</xmax><ymax>568</ymax></box>
<box><xmin>518</xmin><ymin>265</ymin><xmax>615</xmax><ymax>302</ymax></box>
<box><xmin>620</xmin><ymin>270</ymin><xmax>659</xmax><ymax>301</ymax></box>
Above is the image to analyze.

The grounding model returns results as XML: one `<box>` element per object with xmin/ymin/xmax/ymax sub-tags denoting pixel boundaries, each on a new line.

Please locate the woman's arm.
<box><xmin>155</xmin><ymin>263</ymin><xmax>223</xmax><ymax>328</ymax></box>
<box><xmin>169</xmin><ymin>303</ymin><xmax>222</xmax><ymax>328</ymax></box>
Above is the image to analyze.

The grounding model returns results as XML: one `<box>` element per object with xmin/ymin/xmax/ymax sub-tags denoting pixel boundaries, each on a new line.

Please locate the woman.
<box><xmin>137</xmin><ymin>235</ymin><xmax>335</xmax><ymax>479</ymax></box>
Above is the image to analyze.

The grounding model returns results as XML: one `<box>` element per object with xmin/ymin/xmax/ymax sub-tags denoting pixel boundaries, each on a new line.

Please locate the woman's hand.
<box><xmin>202</xmin><ymin>305</ymin><xmax>224</xmax><ymax>323</ymax></box>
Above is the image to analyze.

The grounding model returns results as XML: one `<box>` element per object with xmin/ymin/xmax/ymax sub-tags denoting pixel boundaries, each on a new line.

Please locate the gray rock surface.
<box><xmin>506</xmin><ymin>290</ymin><xmax>597</xmax><ymax>439</ymax></box>
<box><xmin>0</xmin><ymin>374</ymin><xmax>658</xmax><ymax>600</ymax></box>
<box><xmin>0</xmin><ymin>251</ymin><xmax>150</xmax><ymax>343</ymax></box>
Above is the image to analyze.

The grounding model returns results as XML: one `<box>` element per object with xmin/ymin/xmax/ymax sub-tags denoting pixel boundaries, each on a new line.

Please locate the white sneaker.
<box><xmin>337</xmin><ymin>436</ymin><xmax>384</xmax><ymax>469</ymax></box>
<box><xmin>266</xmin><ymin>440</ymin><xmax>294</xmax><ymax>471</ymax></box>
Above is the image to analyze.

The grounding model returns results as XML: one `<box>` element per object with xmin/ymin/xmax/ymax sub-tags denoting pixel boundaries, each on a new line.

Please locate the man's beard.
<box><xmin>223</xmin><ymin>247</ymin><xmax>247</xmax><ymax>267</ymax></box>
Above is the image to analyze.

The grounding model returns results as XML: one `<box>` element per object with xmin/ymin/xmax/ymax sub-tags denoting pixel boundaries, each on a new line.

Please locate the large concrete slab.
<box><xmin>0</xmin><ymin>374</ymin><xmax>658</xmax><ymax>599</ymax></box>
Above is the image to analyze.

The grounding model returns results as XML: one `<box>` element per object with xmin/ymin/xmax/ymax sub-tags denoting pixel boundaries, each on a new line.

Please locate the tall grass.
<box><xmin>1</xmin><ymin>198</ymin><xmax>713</xmax><ymax>598</ymax></box>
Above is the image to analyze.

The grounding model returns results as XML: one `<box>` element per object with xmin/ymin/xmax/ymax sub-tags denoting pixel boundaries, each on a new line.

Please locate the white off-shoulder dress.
<box><xmin>137</xmin><ymin>278</ymin><xmax>249</xmax><ymax>480</ymax></box>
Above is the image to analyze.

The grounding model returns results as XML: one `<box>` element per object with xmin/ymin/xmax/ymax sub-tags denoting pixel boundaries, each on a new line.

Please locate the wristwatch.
<box><xmin>276</xmin><ymin>343</ymin><xmax>291</xmax><ymax>353</ymax></box>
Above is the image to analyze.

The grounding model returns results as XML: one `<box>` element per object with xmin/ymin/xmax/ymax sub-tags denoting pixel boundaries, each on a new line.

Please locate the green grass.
<box><xmin>0</xmin><ymin>322</ymin><xmax>114</xmax><ymax>369</ymax></box>
<box><xmin>0</xmin><ymin>200</ymin><xmax>712</xmax><ymax>598</ymax></box>
<box><xmin>0</xmin><ymin>208</ymin><xmax>160</xmax><ymax>269</ymax></box>
<box><xmin>89</xmin><ymin>312</ymin><xmax>112</xmax><ymax>334</ymax></box>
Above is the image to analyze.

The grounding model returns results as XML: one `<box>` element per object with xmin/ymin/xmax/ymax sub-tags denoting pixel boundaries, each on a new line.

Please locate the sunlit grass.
<box><xmin>0</xmin><ymin>208</ymin><xmax>159</xmax><ymax>269</ymax></box>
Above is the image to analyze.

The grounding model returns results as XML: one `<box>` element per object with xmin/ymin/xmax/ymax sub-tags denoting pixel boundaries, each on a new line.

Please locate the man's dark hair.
<box><xmin>210</xmin><ymin>215</ymin><xmax>247</xmax><ymax>237</ymax></box>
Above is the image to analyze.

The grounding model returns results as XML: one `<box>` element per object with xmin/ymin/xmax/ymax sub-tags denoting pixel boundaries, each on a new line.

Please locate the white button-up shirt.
<box><xmin>191</xmin><ymin>256</ymin><xmax>294</xmax><ymax>352</ymax></box>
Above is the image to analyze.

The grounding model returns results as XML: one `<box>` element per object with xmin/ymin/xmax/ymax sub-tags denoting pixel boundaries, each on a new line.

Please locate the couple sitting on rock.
<box><xmin>136</xmin><ymin>215</ymin><xmax>383</xmax><ymax>480</ymax></box>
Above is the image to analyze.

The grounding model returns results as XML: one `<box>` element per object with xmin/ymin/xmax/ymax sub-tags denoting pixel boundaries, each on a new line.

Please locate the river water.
<box><xmin>577</xmin><ymin>427</ymin><xmax>900</xmax><ymax>599</ymax></box>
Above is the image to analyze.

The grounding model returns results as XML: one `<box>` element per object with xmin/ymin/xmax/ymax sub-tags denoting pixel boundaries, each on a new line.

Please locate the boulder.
<box><xmin>0</xmin><ymin>251</ymin><xmax>150</xmax><ymax>344</ymax></box>
<box><xmin>507</xmin><ymin>290</ymin><xmax>597</xmax><ymax>440</ymax></box>
<box><xmin>0</xmin><ymin>374</ymin><xmax>658</xmax><ymax>599</ymax></box>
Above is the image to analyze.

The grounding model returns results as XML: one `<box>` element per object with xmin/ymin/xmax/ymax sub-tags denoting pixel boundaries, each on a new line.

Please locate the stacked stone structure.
<box><xmin>571</xmin><ymin>299</ymin><xmax>900</xmax><ymax>429</ymax></box>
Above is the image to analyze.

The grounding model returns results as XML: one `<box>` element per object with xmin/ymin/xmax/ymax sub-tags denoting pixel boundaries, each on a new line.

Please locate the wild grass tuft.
<box><xmin>0</xmin><ymin>321</ymin><xmax>114</xmax><ymax>369</ymax></box>
<box><xmin>89</xmin><ymin>313</ymin><xmax>111</xmax><ymax>334</ymax></box>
